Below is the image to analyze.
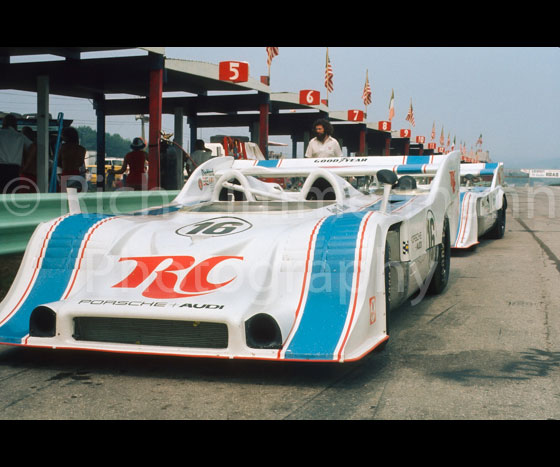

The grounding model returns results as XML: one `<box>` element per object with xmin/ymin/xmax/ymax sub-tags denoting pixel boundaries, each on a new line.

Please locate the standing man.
<box><xmin>304</xmin><ymin>118</ymin><xmax>343</xmax><ymax>158</ymax></box>
<box><xmin>0</xmin><ymin>113</ymin><xmax>32</xmax><ymax>193</ymax></box>
<box><xmin>185</xmin><ymin>139</ymin><xmax>213</xmax><ymax>176</ymax></box>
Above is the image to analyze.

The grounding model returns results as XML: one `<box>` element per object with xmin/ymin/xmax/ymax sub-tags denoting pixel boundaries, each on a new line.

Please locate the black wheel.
<box><xmin>427</xmin><ymin>217</ymin><xmax>450</xmax><ymax>295</ymax></box>
<box><xmin>374</xmin><ymin>240</ymin><xmax>392</xmax><ymax>353</ymax></box>
<box><xmin>384</xmin><ymin>240</ymin><xmax>392</xmax><ymax>335</ymax></box>
<box><xmin>487</xmin><ymin>197</ymin><xmax>507</xmax><ymax>239</ymax></box>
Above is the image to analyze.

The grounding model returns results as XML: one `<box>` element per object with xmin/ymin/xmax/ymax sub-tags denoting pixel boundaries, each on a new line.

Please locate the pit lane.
<box><xmin>0</xmin><ymin>185</ymin><xmax>558</xmax><ymax>420</ymax></box>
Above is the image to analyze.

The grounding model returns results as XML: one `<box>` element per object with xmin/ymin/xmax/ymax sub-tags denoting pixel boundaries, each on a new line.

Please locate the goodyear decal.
<box><xmin>0</xmin><ymin>214</ymin><xmax>113</xmax><ymax>344</ymax></box>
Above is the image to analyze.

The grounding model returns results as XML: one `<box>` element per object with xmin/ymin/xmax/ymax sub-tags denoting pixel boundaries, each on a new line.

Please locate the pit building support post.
<box><xmin>174</xmin><ymin>107</ymin><xmax>184</xmax><ymax>189</ymax></box>
<box><xmin>188</xmin><ymin>115</ymin><xmax>197</xmax><ymax>153</ymax></box>
<box><xmin>258</xmin><ymin>92</ymin><xmax>269</xmax><ymax>159</ymax></box>
<box><xmin>359</xmin><ymin>125</ymin><xmax>367</xmax><ymax>155</ymax></box>
<box><xmin>94</xmin><ymin>96</ymin><xmax>106</xmax><ymax>191</ymax></box>
<box><xmin>148</xmin><ymin>66</ymin><xmax>163</xmax><ymax>190</ymax></box>
<box><xmin>384</xmin><ymin>134</ymin><xmax>391</xmax><ymax>156</ymax></box>
<box><xmin>36</xmin><ymin>75</ymin><xmax>49</xmax><ymax>193</ymax></box>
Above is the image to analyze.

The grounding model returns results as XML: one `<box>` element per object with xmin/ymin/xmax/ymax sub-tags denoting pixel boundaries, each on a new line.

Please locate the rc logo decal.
<box><xmin>112</xmin><ymin>255</ymin><xmax>243</xmax><ymax>299</ymax></box>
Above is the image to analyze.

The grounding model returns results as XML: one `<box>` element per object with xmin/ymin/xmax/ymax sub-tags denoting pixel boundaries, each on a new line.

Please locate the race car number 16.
<box><xmin>176</xmin><ymin>217</ymin><xmax>253</xmax><ymax>237</ymax></box>
<box><xmin>426</xmin><ymin>210</ymin><xmax>436</xmax><ymax>262</ymax></box>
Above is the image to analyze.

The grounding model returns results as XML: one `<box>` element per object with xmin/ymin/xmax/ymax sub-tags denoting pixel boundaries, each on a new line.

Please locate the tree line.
<box><xmin>75</xmin><ymin>126</ymin><xmax>133</xmax><ymax>159</ymax></box>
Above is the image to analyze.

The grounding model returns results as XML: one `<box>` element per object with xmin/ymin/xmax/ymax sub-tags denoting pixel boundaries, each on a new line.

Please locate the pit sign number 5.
<box><xmin>219</xmin><ymin>61</ymin><xmax>249</xmax><ymax>83</ymax></box>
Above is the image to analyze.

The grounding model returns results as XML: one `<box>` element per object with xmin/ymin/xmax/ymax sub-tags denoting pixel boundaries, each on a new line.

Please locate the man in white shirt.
<box><xmin>304</xmin><ymin>118</ymin><xmax>343</xmax><ymax>158</ymax></box>
<box><xmin>0</xmin><ymin>113</ymin><xmax>32</xmax><ymax>193</ymax></box>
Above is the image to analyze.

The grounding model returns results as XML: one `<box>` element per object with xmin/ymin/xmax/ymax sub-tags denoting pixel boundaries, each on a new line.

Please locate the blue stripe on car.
<box><xmin>0</xmin><ymin>214</ymin><xmax>112</xmax><ymax>344</ymax></box>
<box><xmin>480</xmin><ymin>162</ymin><xmax>498</xmax><ymax>176</ymax></box>
<box><xmin>395</xmin><ymin>164</ymin><xmax>425</xmax><ymax>174</ymax></box>
<box><xmin>454</xmin><ymin>192</ymin><xmax>467</xmax><ymax>245</ymax></box>
<box><xmin>256</xmin><ymin>160</ymin><xmax>279</xmax><ymax>168</ymax></box>
<box><xmin>405</xmin><ymin>155</ymin><xmax>431</xmax><ymax>165</ymax></box>
<box><xmin>284</xmin><ymin>212</ymin><xmax>368</xmax><ymax>360</ymax></box>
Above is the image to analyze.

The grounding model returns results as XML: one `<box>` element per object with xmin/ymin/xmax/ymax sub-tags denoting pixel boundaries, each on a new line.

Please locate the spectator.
<box><xmin>58</xmin><ymin>126</ymin><xmax>87</xmax><ymax>192</ymax></box>
<box><xmin>0</xmin><ymin>113</ymin><xmax>32</xmax><ymax>193</ymax></box>
<box><xmin>109</xmin><ymin>137</ymin><xmax>147</xmax><ymax>191</ymax></box>
<box><xmin>185</xmin><ymin>139</ymin><xmax>213</xmax><ymax>175</ymax></box>
<box><xmin>304</xmin><ymin>118</ymin><xmax>343</xmax><ymax>158</ymax></box>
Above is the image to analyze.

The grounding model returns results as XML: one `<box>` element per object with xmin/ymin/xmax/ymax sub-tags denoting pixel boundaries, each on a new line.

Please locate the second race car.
<box><xmin>454</xmin><ymin>161</ymin><xmax>506</xmax><ymax>249</ymax></box>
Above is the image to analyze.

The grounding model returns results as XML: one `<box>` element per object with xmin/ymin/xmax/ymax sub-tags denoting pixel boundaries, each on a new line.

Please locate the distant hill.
<box><xmin>521</xmin><ymin>156</ymin><xmax>560</xmax><ymax>170</ymax></box>
<box><xmin>504</xmin><ymin>155</ymin><xmax>559</xmax><ymax>170</ymax></box>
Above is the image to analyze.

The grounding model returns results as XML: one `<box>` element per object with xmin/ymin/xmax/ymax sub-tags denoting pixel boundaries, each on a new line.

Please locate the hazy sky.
<box><xmin>1</xmin><ymin>47</ymin><xmax>558</xmax><ymax>168</ymax></box>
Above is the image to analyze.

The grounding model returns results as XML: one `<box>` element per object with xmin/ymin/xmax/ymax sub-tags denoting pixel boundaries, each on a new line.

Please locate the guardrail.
<box><xmin>0</xmin><ymin>190</ymin><xmax>180</xmax><ymax>255</ymax></box>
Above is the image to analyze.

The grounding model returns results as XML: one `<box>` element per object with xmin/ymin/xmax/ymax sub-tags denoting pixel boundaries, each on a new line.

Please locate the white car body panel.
<box><xmin>0</xmin><ymin>152</ymin><xmax>461</xmax><ymax>362</ymax></box>
<box><xmin>454</xmin><ymin>162</ymin><xmax>505</xmax><ymax>249</ymax></box>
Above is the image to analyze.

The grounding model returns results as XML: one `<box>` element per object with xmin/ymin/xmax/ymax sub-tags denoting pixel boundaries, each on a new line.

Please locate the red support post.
<box><xmin>259</xmin><ymin>93</ymin><xmax>269</xmax><ymax>158</ymax></box>
<box><xmin>148</xmin><ymin>68</ymin><xmax>163</xmax><ymax>190</ymax></box>
<box><xmin>385</xmin><ymin>135</ymin><xmax>391</xmax><ymax>156</ymax></box>
<box><xmin>359</xmin><ymin>127</ymin><xmax>366</xmax><ymax>155</ymax></box>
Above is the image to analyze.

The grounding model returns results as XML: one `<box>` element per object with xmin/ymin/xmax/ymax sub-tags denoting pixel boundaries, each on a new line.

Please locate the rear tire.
<box><xmin>487</xmin><ymin>197</ymin><xmax>506</xmax><ymax>239</ymax></box>
<box><xmin>427</xmin><ymin>217</ymin><xmax>450</xmax><ymax>295</ymax></box>
<box><xmin>384</xmin><ymin>241</ymin><xmax>392</xmax><ymax>336</ymax></box>
<box><xmin>374</xmin><ymin>241</ymin><xmax>392</xmax><ymax>353</ymax></box>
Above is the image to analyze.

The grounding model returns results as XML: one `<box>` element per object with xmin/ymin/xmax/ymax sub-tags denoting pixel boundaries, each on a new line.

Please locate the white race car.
<box><xmin>453</xmin><ymin>162</ymin><xmax>506</xmax><ymax>249</ymax></box>
<box><xmin>0</xmin><ymin>152</ymin><xmax>461</xmax><ymax>362</ymax></box>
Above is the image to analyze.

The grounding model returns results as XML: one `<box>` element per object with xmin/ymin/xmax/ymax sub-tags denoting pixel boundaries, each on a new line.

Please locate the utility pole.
<box><xmin>135</xmin><ymin>114</ymin><xmax>149</xmax><ymax>141</ymax></box>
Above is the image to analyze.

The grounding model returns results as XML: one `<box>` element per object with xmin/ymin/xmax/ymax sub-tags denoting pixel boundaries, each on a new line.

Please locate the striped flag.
<box><xmin>325</xmin><ymin>48</ymin><xmax>334</xmax><ymax>93</ymax></box>
<box><xmin>405</xmin><ymin>99</ymin><xmax>415</xmax><ymax>127</ymax></box>
<box><xmin>266</xmin><ymin>47</ymin><xmax>279</xmax><ymax>67</ymax></box>
<box><xmin>362</xmin><ymin>70</ymin><xmax>372</xmax><ymax>106</ymax></box>
<box><xmin>388</xmin><ymin>89</ymin><xmax>395</xmax><ymax>121</ymax></box>
<box><xmin>431</xmin><ymin>121</ymin><xmax>436</xmax><ymax>140</ymax></box>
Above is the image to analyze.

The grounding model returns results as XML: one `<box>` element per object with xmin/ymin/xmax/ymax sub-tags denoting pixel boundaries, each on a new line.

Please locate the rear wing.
<box><xmin>460</xmin><ymin>162</ymin><xmax>504</xmax><ymax>189</ymax></box>
<box><xmin>175</xmin><ymin>151</ymin><xmax>461</xmax><ymax>210</ymax></box>
<box><xmin>230</xmin><ymin>153</ymin><xmax>458</xmax><ymax>178</ymax></box>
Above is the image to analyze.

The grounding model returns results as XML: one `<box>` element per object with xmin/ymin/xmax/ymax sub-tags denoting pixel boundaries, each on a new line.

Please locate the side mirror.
<box><xmin>377</xmin><ymin>169</ymin><xmax>398</xmax><ymax>186</ymax></box>
<box><xmin>376</xmin><ymin>169</ymin><xmax>397</xmax><ymax>214</ymax></box>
